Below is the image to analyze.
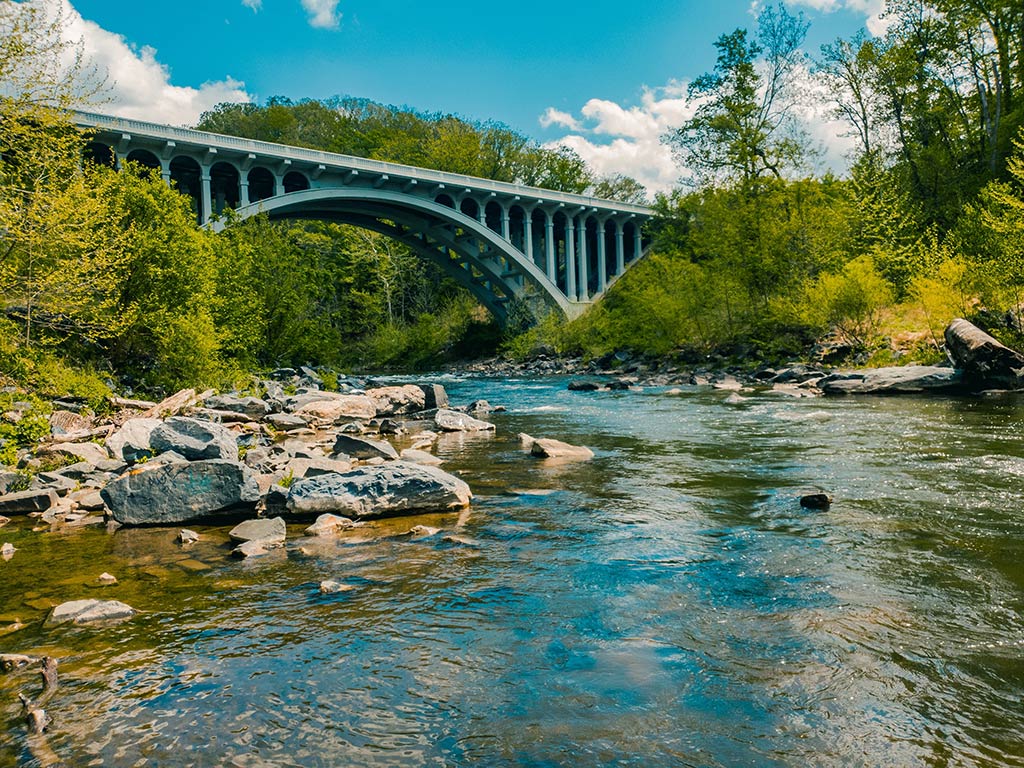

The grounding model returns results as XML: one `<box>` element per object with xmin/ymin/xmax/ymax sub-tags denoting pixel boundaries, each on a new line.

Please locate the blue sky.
<box><xmin>56</xmin><ymin>0</ymin><xmax>886</xmax><ymax>190</ymax></box>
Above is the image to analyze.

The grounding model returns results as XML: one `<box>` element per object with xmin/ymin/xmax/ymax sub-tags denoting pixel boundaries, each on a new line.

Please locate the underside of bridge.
<box><xmin>212</xmin><ymin>189</ymin><xmax>584</xmax><ymax>326</ymax></box>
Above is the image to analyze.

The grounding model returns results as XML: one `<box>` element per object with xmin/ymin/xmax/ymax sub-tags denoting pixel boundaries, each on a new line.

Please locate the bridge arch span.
<box><xmin>211</xmin><ymin>187</ymin><xmax>578</xmax><ymax>324</ymax></box>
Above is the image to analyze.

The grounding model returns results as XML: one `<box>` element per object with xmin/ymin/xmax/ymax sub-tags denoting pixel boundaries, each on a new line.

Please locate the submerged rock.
<box><xmin>48</xmin><ymin>599</ymin><xmax>135</xmax><ymax>625</ymax></box>
<box><xmin>287</xmin><ymin>462</ymin><xmax>472</xmax><ymax>519</ymax></box>
<box><xmin>102</xmin><ymin>460</ymin><xmax>260</xmax><ymax>525</ymax></box>
<box><xmin>520</xmin><ymin>434</ymin><xmax>594</xmax><ymax>461</ymax></box>
<box><xmin>800</xmin><ymin>493</ymin><xmax>833</xmax><ymax>509</ymax></box>
<box><xmin>304</xmin><ymin>513</ymin><xmax>357</xmax><ymax>536</ymax></box>
<box><xmin>319</xmin><ymin>580</ymin><xmax>355</xmax><ymax>594</ymax></box>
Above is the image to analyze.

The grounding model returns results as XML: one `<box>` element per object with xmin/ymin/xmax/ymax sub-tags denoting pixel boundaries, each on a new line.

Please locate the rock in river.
<box><xmin>331</xmin><ymin>434</ymin><xmax>398</xmax><ymax>461</ymax></box>
<box><xmin>434</xmin><ymin>409</ymin><xmax>496</xmax><ymax>432</ymax></box>
<box><xmin>820</xmin><ymin>366</ymin><xmax>963</xmax><ymax>395</ymax></box>
<box><xmin>48</xmin><ymin>599</ymin><xmax>135</xmax><ymax>625</ymax></box>
<box><xmin>287</xmin><ymin>462</ymin><xmax>472</xmax><ymax>519</ymax></box>
<box><xmin>229</xmin><ymin>517</ymin><xmax>286</xmax><ymax>546</ymax></box>
<box><xmin>101</xmin><ymin>460</ymin><xmax>260</xmax><ymax>525</ymax></box>
<box><xmin>520</xmin><ymin>434</ymin><xmax>595</xmax><ymax>461</ymax></box>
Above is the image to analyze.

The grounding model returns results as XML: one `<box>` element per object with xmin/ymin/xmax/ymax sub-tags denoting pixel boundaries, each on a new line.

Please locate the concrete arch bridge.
<box><xmin>74</xmin><ymin>111</ymin><xmax>655</xmax><ymax>325</ymax></box>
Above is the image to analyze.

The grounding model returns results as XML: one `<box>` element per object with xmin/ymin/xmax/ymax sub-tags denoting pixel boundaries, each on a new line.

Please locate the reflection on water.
<box><xmin>2</xmin><ymin>378</ymin><xmax>1024</xmax><ymax>766</ymax></box>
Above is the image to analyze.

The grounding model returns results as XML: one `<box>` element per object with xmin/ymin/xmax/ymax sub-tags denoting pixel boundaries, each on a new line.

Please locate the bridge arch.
<box><xmin>211</xmin><ymin>188</ymin><xmax>578</xmax><ymax>324</ymax></box>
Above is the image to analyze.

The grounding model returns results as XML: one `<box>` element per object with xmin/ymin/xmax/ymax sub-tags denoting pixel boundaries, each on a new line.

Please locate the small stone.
<box><xmin>232</xmin><ymin>540</ymin><xmax>270</xmax><ymax>558</ymax></box>
<box><xmin>48</xmin><ymin>599</ymin><xmax>135</xmax><ymax>625</ymax></box>
<box><xmin>304</xmin><ymin>513</ymin><xmax>357</xmax><ymax>537</ymax></box>
<box><xmin>331</xmin><ymin>434</ymin><xmax>398</xmax><ymax>461</ymax></box>
<box><xmin>178</xmin><ymin>529</ymin><xmax>200</xmax><ymax>545</ymax></box>
<box><xmin>98</xmin><ymin>572</ymin><xmax>117</xmax><ymax>585</ymax></box>
<box><xmin>319</xmin><ymin>580</ymin><xmax>355</xmax><ymax>594</ymax></box>
<box><xmin>399</xmin><ymin>448</ymin><xmax>443</xmax><ymax>466</ymax></box>
<box><xmin>408</xmin><ymin>525</ymin><xmax>439</xmax><ymax>538</ymax></box>
<box><xmin>0</xmin><ymin>515</ymin><xmax>8</xmax><ymax>528</ymax></box>
<box><xmin>800</xmin><ymin>493</ymin><xmax>833</xmax><ymax>509</ymax></box>
<box><xmin>434</xmin><ymin>409</ymin><xmax>496</xmax><ymax>433</ymax></box>
<box><xmin>1</xmin><ymin>542</ymin><xmax>14</xmax><ymax>560</ymax></box>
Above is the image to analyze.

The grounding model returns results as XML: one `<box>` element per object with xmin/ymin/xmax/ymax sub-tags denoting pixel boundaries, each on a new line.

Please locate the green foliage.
<box><xmin>0</xmin><ymin>392</ymin><xmax>51</xmax><ymax>468</ymax></box>
<box><xmin>799</xmin><ymin>255</ymin><xmax>894</xmax><ymax>348</ymax></box>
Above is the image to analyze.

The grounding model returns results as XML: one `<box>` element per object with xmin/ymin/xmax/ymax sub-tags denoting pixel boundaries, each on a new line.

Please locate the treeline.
<box><xmin>523</xmin><ymin>1</ymin><xmax>1024</xmax><ymax>365</ymax></box>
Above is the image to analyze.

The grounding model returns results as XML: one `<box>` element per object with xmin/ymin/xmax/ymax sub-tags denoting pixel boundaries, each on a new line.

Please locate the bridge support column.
<box><xmin>565</xmin><ymin>217</ymin><xmax>577</xmax><ymax>300</ymax></box>
<box><xmin>501</xmin><ymin>206</ymin><xmax>511</xmax><ymax>241</ymax></box>
<box><xmin>240</xmin><ymin>178</ymin><xmax>250</xmax><ymax>207</ymax></box>
<box><xmin>615</xmin><ymin>221</ymin><xmax>625</xmax><ymax>275</ymax></box>
<box><xmin>159</xmin><ymin>161</ymin><xmax>171</xmax><ymax>185</ymax></box>
<box><xmin>545</xmin><ymin>212</ymin><xmax>556</xmax><ymax>284</ymax></box>
<box><xmin>523</xmin><ymin>208</ymin><xmax>534</xmax><ymax>265</ymax></box>
<box><xmin>576</xmin><ymin>214</ymin><xmax>588</xmax><ymax>301</ymax></box>
<box><xmin>200</xmin><ymin>169</ymin><xmax>212</xmax><ymax>224</ymax></box>
<box><xmin>633</xmin><ymin>221</ymin><xmax>642</xmax><ymax>263</ymax></box>
<box><xmin>477</xmin><ymin>199</ymin><xmax>487</xmax><ymax>227</ymax></box>
<box><xmin>597</xmin><ymin>218</ymin><xmax>608</xmax><ymax>293</ymax></box>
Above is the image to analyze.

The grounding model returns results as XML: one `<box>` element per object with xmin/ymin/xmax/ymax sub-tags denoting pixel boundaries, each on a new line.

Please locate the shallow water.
<box><xmin>1</xmin><ymin>377</ymin><xmax>1023</xmax><ymax>767</ymax></box>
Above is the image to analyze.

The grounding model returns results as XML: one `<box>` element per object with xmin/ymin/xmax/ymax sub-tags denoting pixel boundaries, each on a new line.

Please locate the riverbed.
<box><xmin>2</xmin><ymin>376</ymin><xmax>1023</xmax><ymax>767</ymax></box>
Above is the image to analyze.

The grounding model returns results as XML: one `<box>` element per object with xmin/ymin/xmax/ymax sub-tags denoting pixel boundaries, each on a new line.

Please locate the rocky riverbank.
<box><xmin>454</xmin><ymin>318</ymin><xmax>1024</xmax><ymax>398</ymax></box>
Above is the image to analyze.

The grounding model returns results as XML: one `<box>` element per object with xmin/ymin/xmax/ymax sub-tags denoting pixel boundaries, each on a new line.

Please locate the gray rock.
<box><xmin>150</xmin><ymin>417</ymin><xmax>239</xmax><ymax>462</ymax></box>
<box><xmin>233</xmin><ymin>539</ymin><xmax>273</xmax><ymax>558</ymax></box>
<box><xmin>417</xmin><ymin>384</ymin><xmax>449</xmax><ymax>410</ymax></box>
<box><xmin>262</xmin><ymin>484</ymin><xmax>290</xmax><ymax>512</ymax></box>
<box><xmin>265</xmin><ymin>413</ymin><xmax>307</xmax><ymax>430</ymax></box>
<box><xmin>204</xmin><ymin>394</ymin><xmax>272</xmax><ymax>418</ymax></box>
<box><xmin>0</xmin><ymin>488</ymin><xmax>59</xmax><ymax>515</ymax></box>
<box><xmin>0</xmin><ymin>471</ymin><xmax>18</xmax><ymax>495</ymax></box>
<box><xmin>820</xmin><ymin>366</ymin><xmax>963</xmax><ymax>395</ymax></box>
<box><xmin>48</xmin><ymin>599</ymin><xmax>135</xmax><ymax>625</ymax></box>
<box><xmin>105</xmin><ymin>418</ymin><xmax>162</xmax><ymax>463</ymax></box>
<box><xmin>434</xmin><ymin>409</ymin><xmax>496</xmax><ymax>432</ymax></box>
<box><xmin>568</xmin><ymin>380</ymin><xmax>600</xmax><ymax>392</ymax></box>
<box><xmin>101</xmin><ymin>460</ymin><xmax>260</xmax><ymax>525</ymax></box>
<box><xmin>41</xmin><ymin>442</ymin><xmax>109</xmax><ymax>465</ymax></box>
<box><xmin>288</xmin><ymin>462</ymin><xmax>472</xmax><ymax>519</ymax></box>
<box><xmin>228</xmin><ymin>516</ymin><xmax>286</xmax><ymax>545</ymax></box>
<box><xmin>520</xmin><ymin>434</ymin><xmax>595</xmax><ymax>461</ymax></box>
<box><xmin>331</xmin><ymin>434</ymin><xmax>398</xmax><ymax>461</ymax></box>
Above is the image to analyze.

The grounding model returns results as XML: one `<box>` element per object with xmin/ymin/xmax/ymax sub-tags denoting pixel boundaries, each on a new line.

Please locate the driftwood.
<box><xmin>108</xmin><ymin>396</ymin><xmax>158</xmax><ymax>410</ymax></box>
<box><xmin>40</xmin><ymin>424</ymin><xmax>114</xmax><ymax>446</ymax></box>
<box><xmin>11</xmin><ymin>656</ymin><xmax>58</xmax><ymax>735</ymax></box>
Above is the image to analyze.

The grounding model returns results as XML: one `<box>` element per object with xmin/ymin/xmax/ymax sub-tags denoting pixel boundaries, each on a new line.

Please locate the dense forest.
<box><xmin>3</xmin><ymin>1</ymin><xmax>1024</xmax><ymax>403</ymax></box>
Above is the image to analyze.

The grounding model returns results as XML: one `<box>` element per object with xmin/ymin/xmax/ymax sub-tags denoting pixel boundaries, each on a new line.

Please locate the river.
<box><xmin>1</xmin><ymin>376</ymin><xmax>1023</xmax><ymax>767</ymax></box>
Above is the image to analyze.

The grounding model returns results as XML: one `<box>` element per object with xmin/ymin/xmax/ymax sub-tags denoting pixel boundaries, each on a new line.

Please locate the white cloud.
<box><xmin>787</xmin><ymin>0</ymin><xmax>891</xmax><ymax>36</ymax></box>
<box><xmin>41</xmin><ymin>0</ymin><xmax>252</xmax><ymax>125</ymax></box>
<box><xmin>539</xmin><ymin>108</ymin><xmax>580</xmax><ymax>131</ymax></box>
<box><xmin>242</xmin><ymin>0</ymin><xmax>262</xmax><ymax>11</ymax></box>
<box><xmin>541</xmin><ymin>68</ymin><xmax>858</xmax><ymax>195</ymax></box>
<box><xmin>301</xmin><ymin>0</ymin><xmax>342</xmax><ymax>29</ymax></box>
<box><xmin>540</xmin><ymin>83</ymin><xmax>698</xmax><ymax>195</ymax></box>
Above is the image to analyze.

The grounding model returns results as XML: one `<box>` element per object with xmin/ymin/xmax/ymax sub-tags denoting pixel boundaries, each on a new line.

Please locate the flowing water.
<box><xmin>1</xmin><ymin>376</ymin><xmax>1023</xmax><ymax>767</ymax></box>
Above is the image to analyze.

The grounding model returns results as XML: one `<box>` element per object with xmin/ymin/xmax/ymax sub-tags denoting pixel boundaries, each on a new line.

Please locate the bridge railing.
<box><xmin>73</xmin><ymin>110</ymin><xmax>653</xmax><ymax>217</ymax></box>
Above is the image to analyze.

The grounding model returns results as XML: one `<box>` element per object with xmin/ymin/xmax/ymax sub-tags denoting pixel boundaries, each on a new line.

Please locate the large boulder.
<box><xmin>944</xmin><ymin>318</ymin><xmax>1024</xmax><ymax>387</ymax></box>
<box><xmin>417</xmin><ymin>384</ymin><xmax>449</xmax><ymax>410</ymax></box>
<box><xmin>105</xmin><ymin>418</ymin><xmax>162</xmax><ymax>464</ymax></box>
<box><xmin>365</xmin><ymin>385</ymin><xmax>426</xmax><ymax>416</ymax></box>
<box><xmin>820</xmin><ymin>366</ymin><xmax>963</xmax><ymax>395</ymax></box>
<box><xmin>434</xmin><ymin>409</ymin><xmax>496</xmax><ymax>432</ymax></box>
<box><xmin>293</xmin><ymin>395</ymin><xmax>377</xmax><ymax>423</ymax></box>
<box><xmin>150</xmin><ymin>417</ymin><xmax>239</xmax><ymax>462</ymax></box>
<box><xmin>331</xmin><ymin>434</ymin><xmax>398</xmax><ymax>461</ymax></box>
<box><xmin>101</xmin><ymin>460</ymin><xmax>260</xmax><ymax>525</ymax></box>
<box><xmin>287</xmin><ymin>462</ymin><xmax>472</xmax><ymax>519</ymax></box>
